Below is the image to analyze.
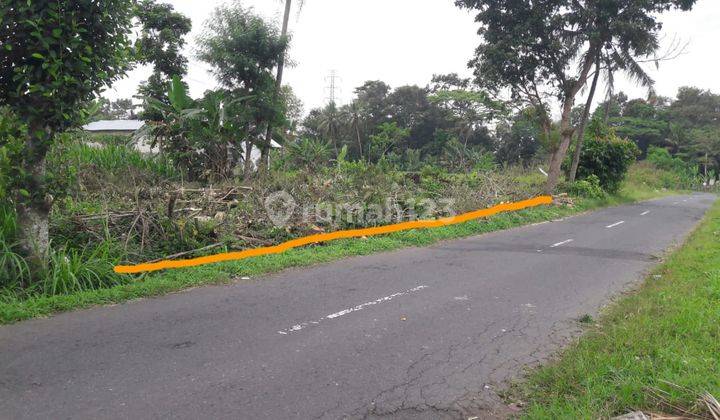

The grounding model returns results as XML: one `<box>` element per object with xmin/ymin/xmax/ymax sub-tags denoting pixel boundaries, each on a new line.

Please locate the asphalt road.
<box><xmin>1</xmin><ymin>193</ymin><xmax>716</xmax><ymax>420</ymax></box>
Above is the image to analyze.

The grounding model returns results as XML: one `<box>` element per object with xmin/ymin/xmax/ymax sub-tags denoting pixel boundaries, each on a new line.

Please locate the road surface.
<box><xmin>1</xmin><ymin>193</ymin><xmax>716</xmax><ymax>419</ymax></box>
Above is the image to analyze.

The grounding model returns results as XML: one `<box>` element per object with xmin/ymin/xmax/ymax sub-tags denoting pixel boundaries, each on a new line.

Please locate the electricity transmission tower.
<box><xmin>325</xmin><ymin>70</ymin><xmax>341</xmax><ymax>105</ymax></box>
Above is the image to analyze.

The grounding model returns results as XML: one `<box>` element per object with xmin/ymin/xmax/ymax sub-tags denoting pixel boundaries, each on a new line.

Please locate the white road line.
<box><xmin>641</xmin><ymin>211</ymin><xmax>651</xmax><ymax>216</ymax></box>
<box><xmin>606</xmin><ymin>221</ymin><xmax>625</xmax><ymax>228</ymax></box>
<box><xmin>550</xmin><ymin>239</ymin><xmax>574</xmax><ymax>248</ymax></box>
<box><xmin>277</xmin><ymin>285</ymin><xmax>428</xmax><ymax>335</ymax></box>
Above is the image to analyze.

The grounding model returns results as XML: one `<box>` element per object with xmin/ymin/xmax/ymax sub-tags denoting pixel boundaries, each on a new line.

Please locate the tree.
<box><xmin>568</xmin><ymin>58</ymin><xmax>601</xmax><ymax>182</ymax></box>
<box><xmin>368</xmin><ymin>122</ymin><xmax>409</xmax><ymax>163</ymax></box>
<box><xmin>260</xmin><ymin>0</ymin><xmax>296</xmax><ymax>170</ymax></box>
<box><xmin>0</xmin><ymin>0</ymin><xmax>134</xmax><ymax>264</ymax></box>
<box><xmin>495</xmin><ymin>109</ymin><xmax>542</xmax><ymax>167</ymax></box>
<box><xmin>134</xmin><ymin>0</ymin><xmax>192</xmax><ymax>121</ymax></box>
<box><xmin>197</xmin><ymin>3</ymin><xmax>289</xmax><ymax>177</ymax></box>
<box><xmin>429</xmin><ymin>75</ymin><xmax>504</xmax><ymax>157</ymax></box>
<box><xmin>317</xmin><ymin>102</ymin><xmax>341</xmax><ymax>154</ymax></box>
<box><xmin>456</xmin><ymin>0</ymin><xmax>697</xmax><ymax>194</ymax></box>
<box><xmin>340</xmin><ymin>101</ymin><xmax>366</xmax><ymax>160</ymax></box>
<box><xmin>91</xmin><ymin>98</ymin><xmax>137</xmax><ymax>121</ymax></box>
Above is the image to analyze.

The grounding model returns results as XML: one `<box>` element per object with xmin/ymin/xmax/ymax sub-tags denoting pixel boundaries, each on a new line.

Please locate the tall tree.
<box><xmin>260</xmin><ymin>0</ymin><xmax>296</xmax><ymax>171</ymax></box>
<box><xmin>568</xmin><ymin>57</ymin><xmax>601</xmax><ymax>182</ymax></box>
<box><xmin>135</xmin><ymin>0</ymin><xmax>192</xmax><ymax>121</ymax></box>
<box><xmin>317</xmin><ymin>102</ymin><xmax>341</xmax><ymax>154</ymax></box>
<box><xmin>456</xmin><ymin>0</ymin><xmax>697</xmax><ymax>194</ymax></box>
<box><xmin>340</xmin><ymin>101</ymin><xmax>366</xmax><ymax>159</ymax></box>
<box><xmin>197</xmin><ymin>3</ymin><xmax>289</xmax><ymax>177</ymax></box>
<box><xmin>0</xmin><ymin>0</ymin><xmax>134</xmax><ymax>264</ymax></box>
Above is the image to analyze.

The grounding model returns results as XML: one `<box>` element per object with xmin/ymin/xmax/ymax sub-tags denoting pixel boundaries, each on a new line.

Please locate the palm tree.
<box><xmin>259</xmin><ymin>0</ymin><xmax>299</xmax><ymax>171</ymax></box>
<box><xmin>318</xmin><ymin>102</ymin><xmax>341</xmax><ymax>154</ymax></box>
<box><xmin>341</xmin><ymin>101</ymin><xmax>365</xmax><ymax>159</ymax></box>
<box><xmin>568</xmin><ymin>45</ymin><xmax>657</xmax><ymax>182</ymax></box>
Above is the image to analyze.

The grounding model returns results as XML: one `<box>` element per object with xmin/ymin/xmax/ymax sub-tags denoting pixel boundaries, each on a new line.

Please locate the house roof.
<box><xmin>83</xmin><ymin>120</ymin><xmax>145</xmax><ymax>132</ymax></box>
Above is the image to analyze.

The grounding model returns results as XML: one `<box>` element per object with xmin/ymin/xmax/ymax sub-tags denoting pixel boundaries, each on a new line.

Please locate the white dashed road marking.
<box><xmin>278</xmin><ymin>285</ymin><xmax>428</xmax><ymax>335</ymax></box>
<box><xmin>606</xmin><ymin>221</ymin><xmax>625</xmax><ymax>228</ymax></box>
<box><xmin>641</xmin><ymin>211</ymin><xmax>651</xmax><ymax>216</ymax></box>
<box><xmin>550</xmin><ymin>239</ymin><xmax>574</xmax><ymax>248</ymax></box>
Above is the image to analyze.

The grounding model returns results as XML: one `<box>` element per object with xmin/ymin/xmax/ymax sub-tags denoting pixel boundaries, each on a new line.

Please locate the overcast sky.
<box><xmin>105</xmin><ymin>0</ymin><xmax>720</xmax><ymax>115</ymax></box>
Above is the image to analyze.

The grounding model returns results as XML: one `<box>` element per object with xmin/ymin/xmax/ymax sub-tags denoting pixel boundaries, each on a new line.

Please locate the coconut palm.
<box><xmin>317</xmin><ymin>102</ymin><xmax>341</xmax><ymax>155</ymax></box>
<box><xmin>340</xmin><ymin>101</ymin><xmax>366</xmax><ymax>160</ymax></box>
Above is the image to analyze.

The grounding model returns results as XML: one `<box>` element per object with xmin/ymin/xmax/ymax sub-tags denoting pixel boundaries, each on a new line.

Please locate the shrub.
<box><xmin>646</xmin><ymin>146</ymin><xmax>700</xmax><ymax>188</ymax></box>
<box><xmin>0</xmin><ymin>108</ymin><xmax>27</xmax><ymax>202</ymax></box>
<box><xmin>566</xmin><ymin>174</ymin><xmax>605</xmax><ymax>199</ymax></box>
<box><xmin>573</xmin><ymin>132</ymin><xmax>640</xmax><ymax>193</ymax></box>
<box><xmin>285</xmin><ymin>138</ymin><xmax>333</xmax><ymax>170</ymax></box>
<box><xmin>37</xmin><ymin>243</ymin><xmax>127</xmax><ymax>296</ymax></box>
<box><xmin>0</xmin><ymin>206</ymin><xmax>29</xmax><ymax>292</ymax></box>
<box><xmin>51</xmin><ymin>136</ymin><xmax>178</xmax><ymax>180</ymax></box>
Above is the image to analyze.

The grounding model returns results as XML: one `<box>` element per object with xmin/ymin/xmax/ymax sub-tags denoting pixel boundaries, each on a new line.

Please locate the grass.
<box><xmin>56</xmin><ymin>138</ymin><xmax>178</xmax><ymax>179</ymax></box>
<box><xmin>0</xmin><ymin>173</ymin><xmax>687</xmax><ymax>324</ymax></box>
<box><xmin>516</xmin><ymin>198</ymin><xmax>720</xmax><ymax>419</ymax></box>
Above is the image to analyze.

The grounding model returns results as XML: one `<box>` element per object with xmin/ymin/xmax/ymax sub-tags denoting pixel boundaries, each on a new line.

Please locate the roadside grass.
<box><xmin>0</xmin><ymin>182</ymin><xmax>681</xmax><ymax>324</ymax></box>
<box><xmin>516</xmin><ymin>199</ymin><xmax>720</xmax><ymax>419</ymax></box>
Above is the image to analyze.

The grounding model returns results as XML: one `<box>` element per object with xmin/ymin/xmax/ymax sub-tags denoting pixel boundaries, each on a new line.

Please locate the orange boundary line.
<box><xmin>114</xmin><ymin>195</ymin><xmax>553</xmax><ymax>274</ymax></box>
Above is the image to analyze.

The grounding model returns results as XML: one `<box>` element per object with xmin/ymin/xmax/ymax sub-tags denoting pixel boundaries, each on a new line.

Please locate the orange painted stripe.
<box><xmin>114</xmin><ymin>195</ymin><xmax>553</xmax><ymax>274</ymax></box>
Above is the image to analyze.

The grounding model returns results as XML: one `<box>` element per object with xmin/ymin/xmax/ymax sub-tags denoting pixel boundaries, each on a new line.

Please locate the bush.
<box><xmin>52</xmin><ymin>135</ymin><xmax>178</xmax><ymax>180</ymax></box>
<box><xmin>646</xmin><ymin>146</ymin><xmax>700</xmax><ymax>188</ymax></box>
<box><xmin>566</xmin><ymin>174</ymin><xmax>605</xmax><ymax>199</ymax></box>
<box><xmin>573</xmin><ymin>132</ymin><xmax>640</xmax><ymax>193</ymax></box>
<box><xmin>0</xmin><ymin>108</ymin><xmax>27</xmax><ymax>202</ymax></box>
<box><xmin>0</xmin><ymin>206</ymin><xmax>29</xmax><ymax>293</ymax></box>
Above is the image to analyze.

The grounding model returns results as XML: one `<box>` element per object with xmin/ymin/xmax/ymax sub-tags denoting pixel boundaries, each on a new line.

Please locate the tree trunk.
<box><xmin>544</xmin><ymin>46</ymin><xmax>598</xmax><ymax>195</ymax></box>
<box><xmin>16</xmin><ymin>122</ymin><xmax>52</xmax><ymax>269</ymax></box>
<box><xmin>355</xmin><ymin>122</ymin><xmax>364</xmax><ymax>160</ymax></box>
<box><xmin>569</xmin><ymin>58</ymin><xmax>602</xmax><ymax>183</ymax></box>
<box><xmin>259</xmin><ymin>0</ymin><xmax>292</xmax><ymax>172</ymax></box>
<box><xmin>16</xmin><ymin>201</ymin><xmax>50</xmax><ymax>268</ymax></box>
<box><xmin>544</xmin><ymin>131</ymin><xmax>574</xmax><ymax>195</ymax></box>
<box><xmin>243</xmin><ymin>140</ymin><xmax>254</xmax><ymax>178</ymax></box>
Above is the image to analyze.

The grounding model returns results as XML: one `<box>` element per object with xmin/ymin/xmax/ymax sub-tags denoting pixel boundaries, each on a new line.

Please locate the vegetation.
<box><xmin>134</xmin><ymin>0</ymin><xmax>192</xmax><ymax>121</ymax></box>
<box><xmin>0</xmin><ymin>0</ymin><xmax>715</xmax><ymax>321</ymax></box>
<box><xmin>1</xmin><ymin>0</ymin><xmax>135</xmax><ymax>264</ymax></box>
<box><xmin>517</xmin><ymin>199</ymin><xmax>720</xmax><ymax>419</ymax></box>
<box><xmin>0</xmin><ymin>166</ymin><xmax>684</xmax><ymax>324</ymax></box>
<box><xmin>454</xmin><ymin>0</ymin><xmax>697</xmax><ymax>194</ymax></box>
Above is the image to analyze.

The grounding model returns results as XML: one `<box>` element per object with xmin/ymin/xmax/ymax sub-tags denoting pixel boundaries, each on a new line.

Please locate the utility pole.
<box><xmin>259</xmin><ymin>0</ymin><xmax>293</xmax><ymax>173</ymax></box>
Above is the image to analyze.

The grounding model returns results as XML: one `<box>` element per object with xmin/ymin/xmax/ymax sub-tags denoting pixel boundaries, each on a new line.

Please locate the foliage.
<box><xmin>368</xmin><ymin>122</ymin><xmax>409</xmax><ymax>163</ymax></box>
<box><xmin>566</xmin><ymin>174</ymin><xmax>605</xmax><ymax>199</ymax></box>
<box><xmin>1</xmin><ymin>0</ymin><xmax>135</xmax><ymax>260</ymax></box>
<box><xmin>284</xmin><ymin>138</ymin><xmax>332</xmax><ymax>170</ymax></box>
<box><xmin>0</xmin><ymin>205</ymin><xmax>29</xmax><ymax>291</ymax></box>
<box><xmin>54</xmin><ymin>138</ymin><xmax>178</xmax><ymax>180</ymax></box>
<box><xmin>454</xmin><ymin>0</ymin><xmax>697</xmax><ymax>192</ymax></box>
<box><xmin>90</xmin><ymin>98</ymin><xmax>138</xmax><ymax>121</ymax></box>
<box><xmin>196</xmin><ymin>3</ymin><xmax>289</xmax><ymax>172</ymax></box>
<box><xmin>143</xmin><ymin>76</ymin><xmax>251</xmax><ymax>180</ymax></box>
<box><xmin>0</xmin><ymin>108</ymin><xmax>26</xmax><ymax>202</ymax></box>
<box><xmin>0</xmin><ymin>1</ymin><xmax>134</xmax><ymax>131</ymax></box>
<box><xmin>134</xmin><ymin>0</ymin><xmax>192</xmax><ymax>120</ymax></box>
<box><xmin>573</xmin><ymin>130</ymin><xmax>641</xmax><ymax>193</ymax></box>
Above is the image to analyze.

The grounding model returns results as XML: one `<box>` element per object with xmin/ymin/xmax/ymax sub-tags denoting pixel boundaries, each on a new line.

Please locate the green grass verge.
<box><xmin>0</xmin><ymin>188</ymin><xmax>673</xmax><ymax>324</ymax></box>
<box><xmin>517</xmin><ymin>198</ymin><xmax>720</xmax><ymax>419</ymax></box>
